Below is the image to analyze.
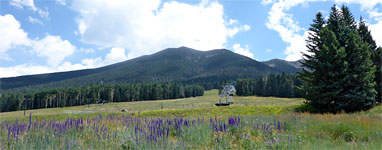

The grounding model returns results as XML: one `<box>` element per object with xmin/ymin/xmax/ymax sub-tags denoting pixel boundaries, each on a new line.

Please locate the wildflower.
<box><xmin>298</xmin><ymin>130</ymin><xmax>303</xmax><ymax>133</ymax></box>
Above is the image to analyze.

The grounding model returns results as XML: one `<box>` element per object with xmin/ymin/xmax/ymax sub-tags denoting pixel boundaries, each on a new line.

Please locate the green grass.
<box><xmin>135</xmin><ymin>105</ymin><xmax>297</xmax><ymax>117</ymax></box>
<box><xmin>0</xmin><ymin>89</ymin><xmax>304</xmax><ymax>120</ymax></box>
<box><xmin>1</xmin><ymin>90</ymin><xmax>381</xmax><ymax>149</ymax></box>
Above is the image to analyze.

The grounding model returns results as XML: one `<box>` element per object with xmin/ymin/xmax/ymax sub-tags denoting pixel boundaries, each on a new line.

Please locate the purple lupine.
<box><xmin>166</xmin><ymin>126</ymin><xmax>170</xmax><ymax>138</ymax></box>
<box><xmin>29</xmin><ymin>112</ymin><xmax>32</xmax><ymax>124</ymax></box>
<box><xmin>135</xmin><ymin>123</ymin><xmax>139</xmax><ymax>144</ymax></box>
<box><xmin>278</xmin><ymin>120</ymin><xmax>281</xmax><ymax>132</ymax></box>
<box><xmin>8</xmin><ymin>126</ymin><xmax>11</xmax><ymax>138</ymax></box>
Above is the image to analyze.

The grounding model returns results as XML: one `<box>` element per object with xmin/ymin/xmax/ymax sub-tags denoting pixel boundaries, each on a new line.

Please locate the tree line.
<box><xmin>235</xmin><ymin>73</ymin><xmax>302</xmax><ymax>98</ymax></box>
<box><xmin>0</xmin><ymin>83</ymin><xmax>204</xmax><ymax>112</ymax></box>
<box><xmin>299</xmin><ymin>5</ymin><xmax>382</xmax><ymax>113</ymax></box>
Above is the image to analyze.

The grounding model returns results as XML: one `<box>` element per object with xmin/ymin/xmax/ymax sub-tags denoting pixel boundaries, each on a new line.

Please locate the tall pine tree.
<box><xmin>300</xmin><ymin>5</ymin><xmax>376</xmax><ymax>113</ymax></box>
<box><xmin>358</xmin><ymin>17</ymin><xmax>382</xmax><ymax>104</ymax></box>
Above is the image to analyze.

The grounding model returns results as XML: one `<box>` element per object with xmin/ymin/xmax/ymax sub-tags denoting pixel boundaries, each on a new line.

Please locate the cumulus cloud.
<box><xmin>79</xmin><ymin>47</ymin><xmax>128</xmax><ymax>68</ymax></box>
<box><xmin>233</xmin><ymin>44</ymin><xmax>254</xmax><ymax>59</ymax></box>
<box><xmin>263</xmin><ymin>0</ymin><xmax>321</xmax><ymax>61</ymax></box>
<box><xmin>0</xmin><ymin>13</ymin><xmax>130</xmax><ymax>77</ymax></box>
<box><xmin>72</xmin><ymin>0</ymin><xmax>250</xmax><ymax>59</ymax></box>
<box><xmin>0</xmin><ymin>14</ymin><xmax>31</xmax><ymax>61</ymax></box>
<box><xmin>369</xmin><ymin>21</ymin><xmax>382</xmax><ymax>47</ymax></box>
<box><xmin>32</xmin><ymin>35</ymin><xmax>76</xmax><ymax>67</ymax></box>
<box><xmin>263</xmin><ymin>0</ymin><xmax>382</xmax><ymax>61</ymax></box>
<box><xmin>9</xmin><ymin>0</ymin><xmax>49</xmax><ymax>19</ymax></box>
<box><xmin>0</xmin><ymin>64</ymin><xmax>54</xmax><ymax>78</ymax></box>
<box><xmin>0</xmin><ymin>14</ymin><xmax>79</xmax><ymax>77</ymax></box>
<box><xmin>0</xmin><ymin>46</ymin><xmax>131</xmax><ymax>78</ymax></box>
<box><xmin>0</xmin><ymin>61</ymin><xmax>92</xmax><ymax>78</ymax></box>
<box><xmin>103</xmin><ymin>48</ymin><xmax>127</xmax><ymax>65</ymax></box>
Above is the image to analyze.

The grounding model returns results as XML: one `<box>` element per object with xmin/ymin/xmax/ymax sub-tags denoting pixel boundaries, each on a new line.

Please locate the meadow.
<box><xmin>1</xmin><ymin>90</ymin><xmax>381</xmax><ymax>149</ymax></box>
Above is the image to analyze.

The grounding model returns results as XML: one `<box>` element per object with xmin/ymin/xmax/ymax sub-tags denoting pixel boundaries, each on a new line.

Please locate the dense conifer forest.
<box><xmin>235</xmin><ymin>73</ymin><xmax>302</xmax><ymax>98</ymax></box>
<box><xmin>0</xmin><ymin>83</ymin><xmax>204</xmax><ymax>112</ymax></box>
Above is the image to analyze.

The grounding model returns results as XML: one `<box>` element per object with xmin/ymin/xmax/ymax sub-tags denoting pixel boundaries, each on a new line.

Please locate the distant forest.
<box><xmin>235</xmin><ymin>73</ymin><xmax>302</xmax><ymax>98</ymax></box>
<box><xmin>0</xmin><ymin>83</ymin><xmax>204</xmax><ymax>112</ymax></box>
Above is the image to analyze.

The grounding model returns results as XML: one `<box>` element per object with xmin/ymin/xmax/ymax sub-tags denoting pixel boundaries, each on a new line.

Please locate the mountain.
<box><xmin>0</xmin><ymin>47</ymin><xmax>300</xmax><ymax>92</ymax></box>
<box><xmin>262</xmin><ymin>59</ymin><xmax>303</xmax><ymax>74</ymax></box>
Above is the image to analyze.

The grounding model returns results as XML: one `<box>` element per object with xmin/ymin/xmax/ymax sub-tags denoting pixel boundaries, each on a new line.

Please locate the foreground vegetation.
<box><xmin>1</xmin><ymin>106</ymin><xmax>381</xmax><ymax>149</ymax></box>
<box><xmin>1</xmin><ymin>90</ymin><xmax>381</xmax><ymax>149</ymax></box>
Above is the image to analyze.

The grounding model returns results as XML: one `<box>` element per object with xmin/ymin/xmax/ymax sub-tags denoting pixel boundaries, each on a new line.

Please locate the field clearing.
<box><xmin>1</xmin><ymin>90</ymin><xmax>381</xmax><ymax>149</ymax></box>
<box><xmin>0</xmin><ymin>90</ymin><xmax>304</xmax><ymax>120</ymax></box>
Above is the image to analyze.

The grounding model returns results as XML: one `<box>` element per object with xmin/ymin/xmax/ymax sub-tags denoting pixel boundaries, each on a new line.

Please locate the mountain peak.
<box><xmin>262</xmin><ymin>59</ymin><xmax>302</xmax><ymax>73</ymax></box>
<box><xmin>1</xmin><ymin>47</ymin><xmax>293</xmax><ymax>92</ymax></box>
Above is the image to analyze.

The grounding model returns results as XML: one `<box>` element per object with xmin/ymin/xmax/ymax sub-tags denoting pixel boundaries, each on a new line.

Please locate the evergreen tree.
<box><xmin>300</xmin><ymin>5</ymin><xmax>376</xmax><ymax>113</ymax></box>
<box><xmin>358</xmin><ymin>17</ymin><xmax>382</xmax><ymax>104</ymax></box>
<box><xmin>301</xmin><ymin>26</ymin><xmax>347</xmax><ymax>113</ymax></box>
<box><xmin>374</xmin><ymin>48</ymin><xmax>382</xmax><ymax>104</ymax></box>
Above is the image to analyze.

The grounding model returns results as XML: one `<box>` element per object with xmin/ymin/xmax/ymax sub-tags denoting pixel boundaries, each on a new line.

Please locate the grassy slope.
<box><xmin>0</xmin><ymin>90</ymin><xmax>304</xmax><ymax>120</ymax></box>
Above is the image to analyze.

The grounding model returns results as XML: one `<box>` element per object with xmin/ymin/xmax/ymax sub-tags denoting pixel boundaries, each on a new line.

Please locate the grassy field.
<box><xmin>1</xmin><ymin>90</ymin><xmax>381</xmax><ymax>149</ymax></box>
<box><xmin>0</xmin><ymin>90</ymin><xmax>304</xmax><ymax>120</ymax></box>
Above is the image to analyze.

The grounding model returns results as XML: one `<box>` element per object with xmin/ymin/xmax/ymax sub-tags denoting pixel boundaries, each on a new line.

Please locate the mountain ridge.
<box><xmin>0</xmin><ymin>47</ymin><xmax>301</xmax><ymax>92</ymax></box>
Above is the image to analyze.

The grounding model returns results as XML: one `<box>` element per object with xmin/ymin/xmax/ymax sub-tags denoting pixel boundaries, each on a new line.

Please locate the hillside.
<box><xmin>0</xmin><ymin>47</ymin><xmax>300</xmax><ymax>92</ymax></box>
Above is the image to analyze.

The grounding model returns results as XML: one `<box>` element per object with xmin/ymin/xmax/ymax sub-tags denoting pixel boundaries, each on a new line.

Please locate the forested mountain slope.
<box><xmin>1</xmin><ymin>47</ymin><xmax>301</xmax><ymax>93</ymax></box>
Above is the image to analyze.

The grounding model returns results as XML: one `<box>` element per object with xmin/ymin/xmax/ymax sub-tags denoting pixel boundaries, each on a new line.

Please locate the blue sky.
<box><xmin>0</xmin><ymin>0</ymin><xmax>381</xmax><ymax>77</ymax></box>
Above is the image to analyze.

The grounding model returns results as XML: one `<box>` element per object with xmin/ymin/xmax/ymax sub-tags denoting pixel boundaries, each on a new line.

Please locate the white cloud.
<box><xmin>367</xmin><ymin>8</ymin><xmax>382</xmax><ymax>21</ymax></box>
<box><xmin>0</xmin><ymin>14</ymin><xmax>74</xmax><ymax>67</ymax></box>
<box><xmin>9</xmin><ymin>0</ymin><xmax>49</xmax><ymax>19</ymax></box>
<box><xmin>104</xmin><ymin>48</ymin><xmax>127</xmax><ymax>65</ymax></box>
<box><xmin>28</xmin><ymin>16</ymin><xmax>43</xmax><ymax>25</ymax></box>
<box><xmin>0</xmin><ymin>14</ymin><xmax>128</xmax><ymax>77</ymax></box>
<box><xmin>78</xmin><ymin>48</ymin><xmax>95</xmax><ymax>53</ymax></box>
<box><xmin>81</xmin><ymin>57</ymin><xmax>103</xmax><ymax>68</ymax></box>
<box><xmin>228</xmin><ymin>19</ymin><xmax>239</xmax><ymax>25</ymax></box>
<box><xmin>9</xmin><ymin>0</ymin><xmax>36</xmax><ymax>10</ymax></box>
<box><xmin>56</xmin><ymin>0</ymin><xmax>67</xmax><ymax>5</ymax></box>
<box><xmin>57</xmin><ymin>61</ymin><xmax>87</xmax><ymax>71</ymax></box>
<box><xmin>369</xmin><ymin>21</ymin><xmax>382</xmax><ymax>47</ymax></box>
<box><xmin>243</xmin><ymin>24</ymin><xmax>251</xmax><ymax>31</ymax></box>
<box><xmin>233</xmin><ymin>44</ymin><xmax>254</xmax><ymax>59</ymax></box>
<box><xmin>0</xmin><ymin>64</ymin><xmax>54</xmax><ymax>78</ymax></box>
<box><xmin>262</xmin><ymin>0</ymin><xmax>276</xmax><ymax>5</ymax></box>
<box><xmin>334</xmin><ymin>0</ymin><xmax>382</xmax><ymax>10</ymax></box>
<box><xmin>37</xmin><ymin>9</ymin><xmax>49</xmax><ymax>19</ymax></box>
<box><xmin>0</xmin><ymin>14</ymin><xmax>31</xmax><ymax>61</ymax></box>
<box><xmin>72</xmin><ymin>0</ymin><xmax>250</xmax><ymax>59</ymax></box>
<box><xmin>32</xmin><ymin>35</ymin><xmax>76</xmax><ymax>67</ymax></box>
<box><xmin>266</xmin><ymin>49</ymin><xmax>272</xmax><ymax>53</ymax></box>
<box><xmin>0</xmin><ymin>62</ymin><xmax>90</xmax><ymax>78</ymax></box>
<box><xmin>263</xmin><ymin>0</ymin><xmax>382</xmax><ymax>61</ymax></box>
<box><xmin>81</xmin><ymin>47</ymin><xmax>128</xmax><ymax>67</ymax></box>
<box><xmin>0</xmin><ymin>47</ymin><xmax>126</xmax><ymax>77</ymax></box>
